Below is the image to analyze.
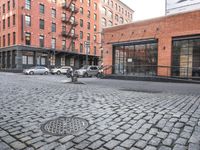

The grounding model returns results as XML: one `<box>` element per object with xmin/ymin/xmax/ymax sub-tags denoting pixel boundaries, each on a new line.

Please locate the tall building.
<box><xmin>166</xmin><ymin>0</ymin><xmax>200</xmax><ymax>15</ymax></box>
<box><xmin>100</xmin><ymin>0</ymin><xmax>133</xmax><ymax>28</ymax></box>
<box><xmin>0</xmin><ymin>0</ymin><xmax>134</xmax><ymax>71</ymax></box>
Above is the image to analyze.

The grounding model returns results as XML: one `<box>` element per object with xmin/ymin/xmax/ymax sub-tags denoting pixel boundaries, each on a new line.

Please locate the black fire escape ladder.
<box><xmin>67</xmin><ymin>0</ymin><xmax>75</xmax><ymax>10</ymax></box>
<box><xmin>68</xmin><ymin>40</ymin><xmax>73</xmax><ymax>51</ymax></box>
<box><xmin>61</xmin><ymin>0</ymin><xmax>78</xmax><ymax>51</ymax></box>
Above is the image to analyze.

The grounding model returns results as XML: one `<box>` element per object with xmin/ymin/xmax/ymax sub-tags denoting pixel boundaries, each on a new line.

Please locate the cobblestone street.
<box><xmin>0</xmin><ymin>72</ymin><xmax>200</xmax><ymax>150</ymax></box>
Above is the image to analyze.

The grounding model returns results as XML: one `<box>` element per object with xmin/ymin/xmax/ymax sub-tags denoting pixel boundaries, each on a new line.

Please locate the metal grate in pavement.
<box><xmin>41</xmin><ymin>117</ymin><xmax>89</xmax><ymax>136</ymax></box>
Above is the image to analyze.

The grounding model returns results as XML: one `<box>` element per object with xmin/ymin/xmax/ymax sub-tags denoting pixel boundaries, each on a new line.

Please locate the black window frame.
<box><xmin>39</xmin><ymin>35</ymin><xmax>44</xmax><ymax>47</ymax></box>
<box><xmin>3</xmin><ymin>4</ymin><xmax>6</xmax><ymax>13</ymax></box>
<box><xmin>80</xmin><ymin>7</ymin><xmax>83</xmax><ymax>14</ymax></box>
<box><xmin>80</xmin><ymin>31</ymin><xmax>83</xmax><ymax>39</ymax></box>
<box><xmin>80</xmin><ymin>43</ymin><xmax>83</xmax><ymax>53</ymax></box>
<box><xmin>51</xmin><ymin>8</ymin><xmax>56</xmax><ymax>18</ymax></box>
<box><xmin>13</xmin><ymin>14</ymin><xmax>16</xmax><ymax>26</ymax></box>
<box><xmin>51</xmin><ymin>23</ymin><xmax>56</xmax><ymax>32</ymax></box>
<box><xmin>13</xmin><ymin>32</ymin><xmax>16</xmax><ymax>45</ymax></box>
<box><xmin>39</xmin><ymin>4</ymin><xmax>45</xmax><ymax>14</ymax></box>
<box><xmin>13</xmin><ymin>0</ymin><xmax>15</xmax><ymax>8</ymax></box>
<box><xmin>39</xmin><ymin>19</ymin><xmax>44</xmax><ymax>29</ymax></box>
<box><xmin>3</xmin><ymin>19</ymin><xmax>6</xmax><ymax>29</ymax></box>
<box><xmin>8</xmin><ymin>17</ymin><xmax>10</xmax><ymax>28</ymax></box>
<box><xmin>3</xmin><ymin>35</ymin><xmax>6</xmax><ymax>47</ymax></box>
<box><xmin>25</xmin><ymin>15</ymin><xmax>31</xmax><ymax>27</ymax></box>
<box><xmin>25</xmin><ymin>32</ymin><xmax>31</xmax><ymax>45</ymax></box>
<box><xmin>8</xmin><ymin>1</ymin><xmax>10</xmax><ymax>11</ymax></box>
<box><xmin>25</xmin><ymin>0</ymin><xmax>31</xmax><ymax>10</ymax></box>
<box><xmin>80</xmin><ymin>19</ymin><xmax>83</xmax><ymax>27</ymax></box>
<box><xmin>7</xmin><ymin>33</ymin><xmax>10</xmax><ymax>46</ymax></box>
<box><xmin>87</xmin><ymin>22</ymin><xmax>90</xmax><ymax>30</ymax></box>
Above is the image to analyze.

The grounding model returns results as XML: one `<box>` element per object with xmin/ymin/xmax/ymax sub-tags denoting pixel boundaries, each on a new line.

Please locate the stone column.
<box><xmin>47</xmin><ymin>51</ymin><xmax>50</xmax><ymax>68</ymax></box>
<box><xmin>16</xmin><ymin>50</ymin><xmax>23</xmax><ymax>70</ymax></box>
<box><xmin>2</xmin><ymin>52</ymin><xmax>5</xmax><ymax>68</ymax></box>
<box><xmin>10</xmin><ymin>51</ymin><xmax>13</xmax><ymax>69</ymax></box>
<box><xmin>34</xmin><ymin>51</ymin><xmax>39</xmax><ymax>66</ymax></box>
<box><xmin>5</xmin><ymin>51</ymin><xmax>8</xmax><ymax>69</ymax></box>
<box><xmin>7</xmin><ymin>51</ymin><xmax>10</xmax><ymax>69</ymax></box>
<box><xmin>12</xmin><ymin>51</ymin><xmax>16</xmax><ymax>68</ymax></box>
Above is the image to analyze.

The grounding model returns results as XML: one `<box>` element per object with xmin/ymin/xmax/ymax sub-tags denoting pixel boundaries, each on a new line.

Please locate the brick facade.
<box><xmin>0</xmin><ymin>0</ymin><xmax>134</xmax><ymax>70</ymax></box>
<box><xmin>103</xmin><ymin>10</ymin><xmax>200</xmax><ymax>76</ymax></box>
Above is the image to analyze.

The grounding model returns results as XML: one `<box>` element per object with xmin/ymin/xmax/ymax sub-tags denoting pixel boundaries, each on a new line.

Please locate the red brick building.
<box><xmin>0</xmin><ymin>0</ymin><xmax>134</xmax><ymax>71</ymax></box>
<box><xmin>103</xmin><ymin>10</ymin><xmax>200</xmax><ymax>78</ymax></box>
<box><xmin>100</xmin><ymin>0</ymin><xmax>133</xmax><ymax>28</ymax></box>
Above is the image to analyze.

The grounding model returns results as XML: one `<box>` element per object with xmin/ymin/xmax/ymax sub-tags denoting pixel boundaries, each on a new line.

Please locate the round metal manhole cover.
<box><xmin>41</xmin><ymin>117</ymin><xmax>89</xmax><ymax>136</ymax></box>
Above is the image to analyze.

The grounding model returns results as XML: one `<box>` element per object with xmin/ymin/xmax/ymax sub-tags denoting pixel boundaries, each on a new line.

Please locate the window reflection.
<box><xmin>114</xmin><ymin>42</ymin><xmax>158</xmax><ymax>76</ymax></box>
<box><xmin>172</xmin><ymin>38</ymin><xmax>200</xmax><ymax>77</ymax></box>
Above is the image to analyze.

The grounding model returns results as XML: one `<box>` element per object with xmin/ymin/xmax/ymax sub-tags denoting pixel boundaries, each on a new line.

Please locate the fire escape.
<box><xmin>62</xmin><ymin>0</ymin><xmax>78</xmax><ymax>51</ymax></box>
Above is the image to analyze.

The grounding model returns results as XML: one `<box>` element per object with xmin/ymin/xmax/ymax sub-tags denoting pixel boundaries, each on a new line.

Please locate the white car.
<box><xmin>23</xmin><ymin>66</ymin><xmax>49</xmax><ymax>75</ymax></box>
<box><xmin>51</xmin><ymin>66</ymin><xmax>73</xmax><ymax>75</ymax></box>
<box><xmin>75</xmin><ymin>65</ymin><xmax>99</xmax><ymax>77</ymax></box>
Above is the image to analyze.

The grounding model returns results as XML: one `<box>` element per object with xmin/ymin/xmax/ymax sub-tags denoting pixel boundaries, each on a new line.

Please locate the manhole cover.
<box><xmin>41</xmin><ymin>117</ymin><xmax>89</xmax><ymax>136</ymax></box>
<box><xmin>120</xmin><ymin>89</ymin><xmax>161</xmax><ymax>93</ymax></box>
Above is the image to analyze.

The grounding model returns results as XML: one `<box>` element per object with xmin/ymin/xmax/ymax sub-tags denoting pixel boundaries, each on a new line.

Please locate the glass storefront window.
<box><xmin>22</xmin><ymin>56</ymin><xmax>27</xmax><ymax>64</ymax></box>
<box><xmin>37</xmin><ymin>57</ymin><xmax>40</xmax><ymax>65</ymax></box>
<box><xmin>172</xmin><ymin>37</ymin><xmax>200</xmax><ymax>77</ymax></box>
<box><xmin>50</xmin><ymin>56</ymin><xmax>55</xmax><ymax>66</ymax></box>
<box><xmin>61</xmin><ymin>57</ymin><xmax>65</xmax><ymax>66</ymax></box>
<box><xmin>113</xmin><ymin>41</ymin><xmax>158</xmax><ymax>76</ymax></box>
<box><xmin>41</xmin><ymin>57</ymin><xmax>45</xmax><ymax>65</ymax></box>
<box><xmin>27</xmin><ymin>56</ymin><xmax>33</xmax><ymax>64</ymax></box>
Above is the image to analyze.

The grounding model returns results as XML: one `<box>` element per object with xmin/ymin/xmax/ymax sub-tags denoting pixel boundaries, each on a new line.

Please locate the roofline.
<box><xmin>117</xmin><ymin>0</ymin><xmax>135</xmax><ymax>13</ymax></box>
<box><xmin>103</xmin><ymin>9</ymin><xmax>200</xmax><ymax>32</ymax></box>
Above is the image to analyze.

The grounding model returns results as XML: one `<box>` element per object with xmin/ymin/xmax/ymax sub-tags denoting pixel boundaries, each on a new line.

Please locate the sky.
<box><xmin>120</xmin><ymin>0</ymin><xmax>166</xmax><ymax>21</ymax></box>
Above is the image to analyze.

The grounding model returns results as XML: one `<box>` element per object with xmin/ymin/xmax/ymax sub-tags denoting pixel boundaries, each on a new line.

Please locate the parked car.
<box><xmin>51</xmin><ymin>66</ymin><xmax>73</xmax><ymax>75</ymax></box>
<box><xmin>75</xmin><ymin>65</ymin><xmax>99</xmax><ymax>77</ymax></box>
<box><xmin>192</xmin><ymin>67</ymin><xmax>200</xmax><ymax>76</ymax></box>
<box><xmin>23</xmin><ymin>66</ymin><xmax>49</xmax><ymax>75</ymax></box>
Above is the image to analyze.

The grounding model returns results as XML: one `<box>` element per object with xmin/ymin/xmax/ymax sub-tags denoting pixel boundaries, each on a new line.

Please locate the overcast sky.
<box><xmin>120</xmin><ymin>0</ymin><xmax>166</xmax><ymax>21</ymax></box>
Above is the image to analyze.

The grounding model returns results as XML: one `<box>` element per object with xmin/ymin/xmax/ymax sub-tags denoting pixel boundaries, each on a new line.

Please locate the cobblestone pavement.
<box><xmin>0</xmin><ymin>73</ymin><xmax>200</xmax><ymax>150</ymax></box>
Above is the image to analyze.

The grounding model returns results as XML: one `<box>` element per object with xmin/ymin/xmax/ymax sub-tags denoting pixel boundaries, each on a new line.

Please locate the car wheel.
<box><xmin>29</xmin><ymin>71</ymin><xmax>34</xmax><ymax>75</ymax></box>
<box><xmin>57</xmin><ymin>71</ymin><xmax>61</xmax><ymax>75</ymax></box>
<box><xmin>83</xmin><ymin>73</ymin><xmax>88</xmax><ymax>77</ymax></box>
<box><xmin>44</xmin><ymin>71</ymin><xmax>48</xmax><ymax>75</ymax></box>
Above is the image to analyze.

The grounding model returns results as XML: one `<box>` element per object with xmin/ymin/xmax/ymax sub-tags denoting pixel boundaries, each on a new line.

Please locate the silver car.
<box><xmin>51</xmin><ymin>66</ymin><xmax>73</xmax><ymax>75</ymax></box>
<box><xmin>23</xmin><ymin>66</ymin><xmax>49</xmax><ymax>75</ymax></box>
<box><xmin>75</xmin><ymin>65</ymin><xmax>99</xmax><ymax>77</ymax></box>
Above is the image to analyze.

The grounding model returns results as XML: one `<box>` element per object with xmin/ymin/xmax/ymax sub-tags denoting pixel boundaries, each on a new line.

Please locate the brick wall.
<box><xmin>103</xmin><ymin>10</ymin><xmax>200</xmax><ymax>76</ymax></box>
